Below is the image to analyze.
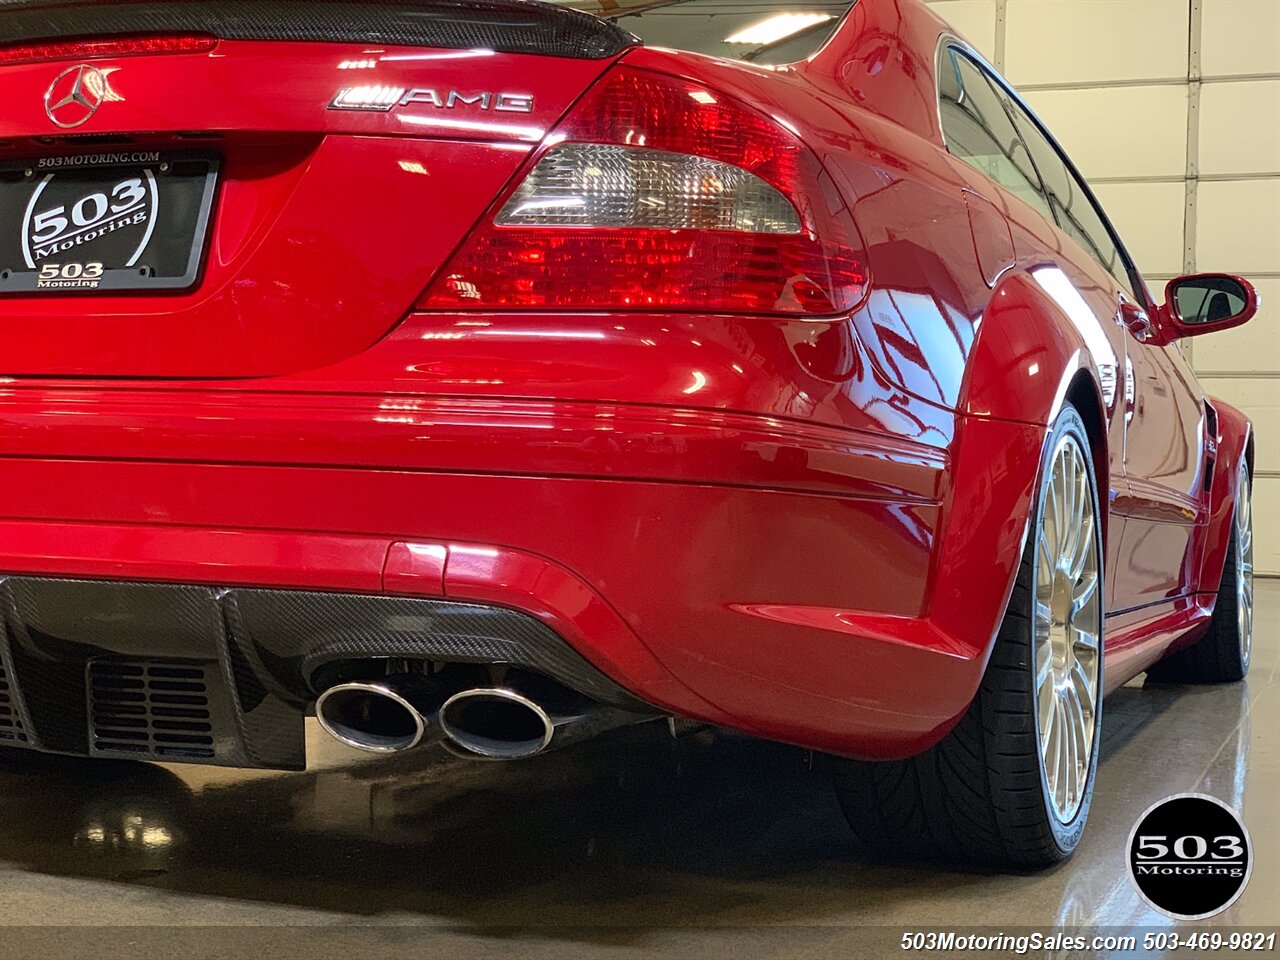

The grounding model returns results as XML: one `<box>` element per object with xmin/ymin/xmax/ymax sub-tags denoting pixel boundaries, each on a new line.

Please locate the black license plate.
<box><xmin>0</xmin><ymin>152</ymin><xmax>218</xmax><ymax>294</ymax></box>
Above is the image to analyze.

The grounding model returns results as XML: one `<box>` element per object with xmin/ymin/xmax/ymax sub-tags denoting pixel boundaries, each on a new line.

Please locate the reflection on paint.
<box><xmin>1031</xmin><ymin>266</ymin><xmax>1119</xmax><ymax>406</ymax></box>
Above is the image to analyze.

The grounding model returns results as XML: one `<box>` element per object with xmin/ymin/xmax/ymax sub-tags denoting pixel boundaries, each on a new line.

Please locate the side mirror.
<box><xmin>1161</xmin><ymin>274</ymin><xmax>1259</xmax><ymax>338</ymax></box>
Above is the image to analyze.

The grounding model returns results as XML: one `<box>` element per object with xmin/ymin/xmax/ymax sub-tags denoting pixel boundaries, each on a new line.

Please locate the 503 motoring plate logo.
<box><xmin>21</xmin><ymin>167</ymin><xmax>159</xmax><ymax>289</ymax></box>
<box><xmin>1127</xmin><ymin>793</ymin><xmax>1253</xmax><ymax>920</ymax></box>
<box><xmin>1</xmin><ymin>151</ymin><xmax>217</xmax><ymax>295</ymax></box>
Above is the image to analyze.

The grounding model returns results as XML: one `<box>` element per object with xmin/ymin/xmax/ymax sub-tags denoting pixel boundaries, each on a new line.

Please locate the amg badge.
<box><xmin>329</xmin><ymin>85</ymin><xmax>534</xmax><ymax>113</ymax></box>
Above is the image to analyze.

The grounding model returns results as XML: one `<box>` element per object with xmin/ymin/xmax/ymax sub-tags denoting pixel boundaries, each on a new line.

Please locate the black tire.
<box><xmin>1147</xmin><ymin>466</ymin><xmax>1252</xmax><ymax>684</ymax></box>
<box><xmin>832</xmin><ymin>405</ymin><xmax>1104</xmax><ymax>868</ymax></box>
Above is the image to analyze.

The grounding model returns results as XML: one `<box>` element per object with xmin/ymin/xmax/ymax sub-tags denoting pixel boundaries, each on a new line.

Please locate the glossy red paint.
<box><xmin>1183</xmin><ymin>401</ymin><xmax>1254</xmax><ymax>612</ymax></box>
<box><xmin>1102</xmin><ymin>593</ymin><xmax>1217</xmax><ymax>692</ymax></box>
<box><xmin>0</xmin><ymin>137</ymin><xmax>535</xmax><ymax>377</ymax></box>
<box><xmin>0</xmin><ymin>0</ymin><xmax>1254</xmax><ymax>761</ymax></box>
<box><xmin>0</xmin><ymin>42</ymin><xmax>609</xmax><ymax>377</ymax></box>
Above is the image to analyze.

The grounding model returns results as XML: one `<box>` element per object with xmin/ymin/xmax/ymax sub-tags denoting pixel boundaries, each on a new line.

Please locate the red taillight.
<box><xmin>0</xmin><ymin>34</ymin><xmax>217</xmax><ymax>66</ymax></box>
<box><xmin>422</xmin><ymin>66</ymin><xmax>867</xmax><ymax>316</ymax></box>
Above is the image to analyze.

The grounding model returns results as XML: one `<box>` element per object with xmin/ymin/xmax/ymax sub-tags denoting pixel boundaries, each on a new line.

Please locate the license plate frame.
<box><xmin>0</xmin><ymin>151</ymin><xmax>220</xmax><ymax>295</ymax></box>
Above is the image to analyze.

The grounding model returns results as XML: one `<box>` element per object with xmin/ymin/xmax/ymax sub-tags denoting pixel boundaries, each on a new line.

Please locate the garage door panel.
<box><xmin>925</xmin><ymin>0</ymin><xmax>999</xmax><ymax>61</ymax></box>
<box><xmin>1250</xmin><ymin>477</ymin><xmax>1279</xmax><ymax>577</ymax></box>
<box><xmin>1025</xmin><ymin>86</ymin><xmax>1187</xmax><ymax>179</ymax></box>
<box><xmin>1200</xmin><ymin>81</ymin><xmax>1280</xmax><ymax>176</ymax></box>
<box><xmin>1005</xmin><ymin>0</ymin><xmax>1188</xmax><ymax>86</ymax></box>
<box><xmin>1199</xmin><ymin>378</ymin><xmax>1280</xmax><ymax>475</ymax></box>
<box><xmin>1188</xmin><ymin>279</ymin><xmax>1280</xmax><ymax>374</ymax></box>
<box><xmin>1197</xmin><ymin>180</ymin><xmax>1280</xmax><ymax>274</ymax></box>
<box><xmin>1201</xmin><ymin>0</ymin><xmax>1280</xmax><ymax>77</ymax></box>
<box><xmin>1093</xmin><ymin>181</ymin><xmax>1186</xmax><ymax>277</ymax></box>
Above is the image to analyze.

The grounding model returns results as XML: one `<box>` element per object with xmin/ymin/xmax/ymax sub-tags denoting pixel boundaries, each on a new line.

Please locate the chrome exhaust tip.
<box><xmin>438</xmin><ymin>688</ymin><xmax>555</xmax><ymax>760</ymax></box>
<box><xmin>315</xmin><ymin>676</ymin><xmax>443</xmax><ymax>753</ymax></box>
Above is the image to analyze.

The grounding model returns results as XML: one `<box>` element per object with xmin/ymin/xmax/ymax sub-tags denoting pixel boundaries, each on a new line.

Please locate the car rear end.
<box><xmin>0</xmin><ymin>0</ymin><xmax>969</xmax><ymax>769</ymax></box>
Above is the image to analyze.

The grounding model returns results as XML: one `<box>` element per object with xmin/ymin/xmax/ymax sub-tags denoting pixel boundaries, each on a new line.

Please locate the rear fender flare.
<box><xmin>959</xmin><ymin>266</ymin><xmax>1114</xmax><ymax>554</ymax></box>
<box><xmin>961</xmin><ymin>269</ymin><xmax>1115</xmax><ymax>430</ymax></box>
<box><xmin>1196</xmin><ymin>400</ymin><xmax>1253</xmax><ymax>598</ymax></box>
<box><xmin>927</xmin><ymin>270</ymin><xmax>1113</xmax><ymax>724</ymax></box>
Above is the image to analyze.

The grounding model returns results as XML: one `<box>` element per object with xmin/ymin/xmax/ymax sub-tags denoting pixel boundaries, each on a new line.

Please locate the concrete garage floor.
<box><xmin>0</xmin><ymin>583</ymin><xmax>1275</xmax><ymax>958</ymax></box>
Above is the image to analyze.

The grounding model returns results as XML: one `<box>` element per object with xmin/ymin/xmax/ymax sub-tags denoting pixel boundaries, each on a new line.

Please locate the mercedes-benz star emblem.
<box><xmin>45</xmin><ymin>64</ymin><xmax>108</xmax><ymax>128</ymax></box>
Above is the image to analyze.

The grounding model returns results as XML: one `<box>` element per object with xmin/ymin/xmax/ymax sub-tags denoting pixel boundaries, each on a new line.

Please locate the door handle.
<box><xmin>1118</xmin><ymin>302</ymin><xmax>1153</xmax><ymax>340</ymax></box>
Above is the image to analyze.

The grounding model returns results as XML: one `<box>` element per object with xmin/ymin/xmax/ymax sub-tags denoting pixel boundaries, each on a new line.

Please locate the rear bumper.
<box><xmin>0</xmin><ymin>576</ymin><xmax>643</xmax><ymax>770</ymax></box>
<box><xmin>0</xmin><ymin>385</ymin><xmax>1042</xmax><ymax>763</ymax></box>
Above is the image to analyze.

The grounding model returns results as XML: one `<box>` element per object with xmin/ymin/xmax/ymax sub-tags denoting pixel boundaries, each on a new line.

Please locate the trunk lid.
<box><xmin>0</xmin><ymin>0</ymin><xmax>632</xmax><ymax>377</ymax></box>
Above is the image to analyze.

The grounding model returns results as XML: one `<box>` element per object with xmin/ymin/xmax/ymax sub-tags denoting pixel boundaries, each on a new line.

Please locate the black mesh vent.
<box><xmin>1204</xmin><ymin>399</ymin><xmax>1219</xmax><ymax>493</ymax></box>
<box><xmin>0</xmin><ymin>0</ymin><xmax>636</xmax><ymax>60</ymax></box>
<box><xmin>88</xmin><ymin>660</ymin><xmax>215</xmax><ymax>760</ymax></box>
<box><xmin>0</xmin><ymin>663</ymin><xmax>27</xmax><ymax>743</ymax></box>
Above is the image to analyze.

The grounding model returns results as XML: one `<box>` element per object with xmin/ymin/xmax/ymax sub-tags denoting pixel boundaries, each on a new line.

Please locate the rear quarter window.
<box><xmin>937</xmin><ymin>47</ymin><xmax>1054</xmax><ymax>221</ymax></box>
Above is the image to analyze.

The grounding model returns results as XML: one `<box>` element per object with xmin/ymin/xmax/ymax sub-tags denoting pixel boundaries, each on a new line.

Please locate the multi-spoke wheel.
<box><xmin>833</xmin><ymin>404</ymin><xmax>1103</xmax><ymax>866</ymax></box>
<box><xmin>1236</xmin><ymin>465</ymin><xmax>1254</xmax><ymax>669</ymax></box>
<box><xmin>1033</xmin><ymin>433</ymin><xmax>1102</xmax><ymax>824</ymax></box>
<box><xmin>1148</xmin><ymin>460</ymin><xmax>1253</xmax><ymax>684</ymax></box>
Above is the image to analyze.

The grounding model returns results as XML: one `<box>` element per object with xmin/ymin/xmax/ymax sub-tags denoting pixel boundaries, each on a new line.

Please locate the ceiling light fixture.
<box><xmin>725</xmin><ymin>12</ymin><xmax>833</xmax><ymax>45</ymax></box>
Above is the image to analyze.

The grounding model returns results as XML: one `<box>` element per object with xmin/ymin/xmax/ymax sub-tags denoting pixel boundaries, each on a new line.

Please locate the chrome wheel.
<box><xmin>1237</xmin><ymin>464</ymin><xmax>1254</xmax><ymax>668</ymax></box>
<box><xmin>1034</xmin><ymin>434</ymin><xmax>1101</xmax><ymax>824</ymax></box>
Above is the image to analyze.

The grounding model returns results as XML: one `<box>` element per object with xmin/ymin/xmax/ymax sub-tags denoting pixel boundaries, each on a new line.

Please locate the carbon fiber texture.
<box><xmin>233</xmin><ymin>588</ymin><xmax>646</xmax><ymax>709</ymax></box>
<box><xmin>0</xmin><ymin>0</ymin><xmax>636</xmax><ymax>60</ymax></box>
<box><xmin>0</xmin><ymin>621</ymin><xmax>31</xmax><ymax>748</ymax></box>
<box><xmin>0</xmin><ymin>576</ymin><xmax>648</xmax><ymax>769</ymax></box>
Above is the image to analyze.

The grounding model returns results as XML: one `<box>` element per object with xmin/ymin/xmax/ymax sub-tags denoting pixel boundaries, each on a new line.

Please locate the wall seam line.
<box><xmin>994</xmin><ymin>0</ymin><xmax>1007</xmax><ymax>73</ymax></box>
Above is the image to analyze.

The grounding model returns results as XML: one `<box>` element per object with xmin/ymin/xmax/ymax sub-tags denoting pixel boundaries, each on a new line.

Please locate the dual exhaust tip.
<box><xmin>316</xmin><ymin>676</ymin><xmax>567</xmax><ymax>760</ymax></box>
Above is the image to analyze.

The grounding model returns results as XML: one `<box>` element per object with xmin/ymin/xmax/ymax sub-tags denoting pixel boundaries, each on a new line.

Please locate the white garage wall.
<box><xmin>927</xmin><ymin>0</ymin><xmax>1280</xmax><ymax>576</ymax></box>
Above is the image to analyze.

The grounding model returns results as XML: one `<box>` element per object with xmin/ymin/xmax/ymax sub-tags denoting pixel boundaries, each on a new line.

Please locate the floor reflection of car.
<box><xmin>0</xmin><ymin>0</ymin><xmax>1259</xmax><ymax>867</ymax></box>
<box><xmin>0</xmin><ymin>675</ymin><xmax>1254</xmax><ymax>922</ymax></box>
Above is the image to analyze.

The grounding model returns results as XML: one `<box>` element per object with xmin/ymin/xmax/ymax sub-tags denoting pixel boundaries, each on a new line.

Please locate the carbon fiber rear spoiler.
<box><xmin>0</xmin><ymin>0</ymin><xmax>638</xmax><ymax>60</ymax></box>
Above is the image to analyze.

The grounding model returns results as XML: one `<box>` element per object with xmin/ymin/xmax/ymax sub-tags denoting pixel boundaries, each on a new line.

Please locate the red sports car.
<box><xmin>0</xmin><ymin>0</ymin><xmax>1258</xmax><ymax>867</ymax></box>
